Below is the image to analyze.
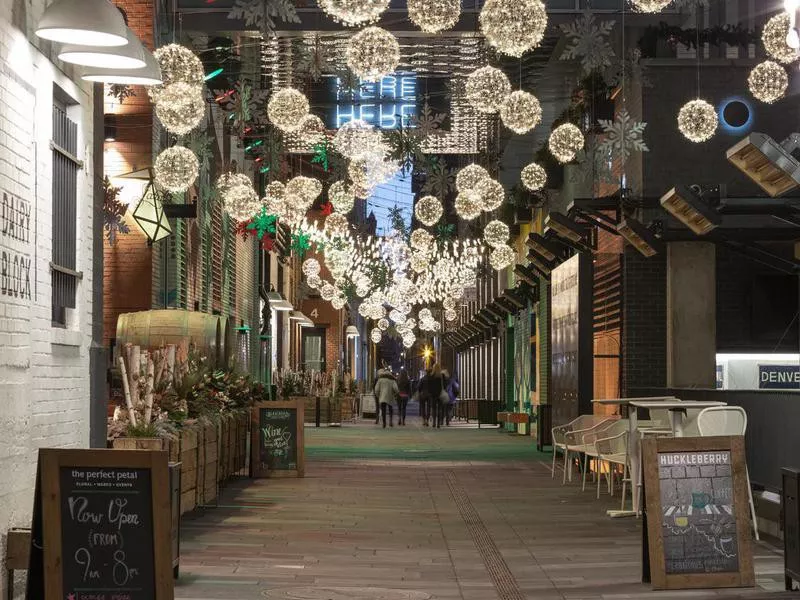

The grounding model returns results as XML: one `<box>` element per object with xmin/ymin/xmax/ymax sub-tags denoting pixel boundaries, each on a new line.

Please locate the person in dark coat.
<box><xmin>396</xmin><ymin>370</ymin><xmax>411</xmax><ymax>426</ymax></box>
<box><xmin>424</xmin><ymin>363</ymin><xmax>445</xmax><ymax>429</ymax></box>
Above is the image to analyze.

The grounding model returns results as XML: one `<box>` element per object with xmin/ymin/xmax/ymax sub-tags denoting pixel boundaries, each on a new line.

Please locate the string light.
<box><xmin>319</xmin><ymin>0</ymin><xmax>390</xmax><ymax>27</ymax></box>
<box><xmin>677</xmin><ymin>99</ymin><xmax>718</xmax><ymax>143</ymax></box>
<box><xmin>762</xmin><ymin>12</ymin><xmax>798</xmax><ymax>64</ymax></box>
<box><xmin>489</xmin><ymin>244</ymin><xmax>515</xmax><ymax>270</ymax></box>
<box><xmin>325</xmin><ymin>212</ymin><xmax>350</xmax><ymax>237</ymax></box>
<box><xmin>500</xmin><ymin>90</ymin><xmax>542</xmax><ymax>134</ymax></box>
<box><xmin>548</xmin><ymin>123</ymin><xmax>584</xmax><ymax>163</ymax></box>
<box><xmin>267</xmin><ymin>88</ymin><xmax>310</xmax><ymax>132</ymax></box>
<box><xmin>479</xmin><ymin>0</ymin><xmax>547</xmax><ymax>57</ymax></box>
<box><xmin>154</xmin><ymin>82</ymin><xmax>205</xmax><ymax>135</ymax></box>
<box><xmin>346</xmin><ymin>27</ymin><xmax>400</xmax><ymax>82</ymax></box>
<box><xmin>153</xmin><ymin>146</ymin><xmax>199</xmax><ymax>193</ymax></box>
<box><xmin>303</xmin><ymin>258</ymin><xmax>321</xmax><ymax>278</ymax></box>
<box><xmin>407</xmin><ymin>0</ymin><xmax>461</xmax><ymax>33</ymax></box>
<box><xmin>521</xmin><ymin>163</ymin><xmax>546</xmax><ymax>191</ymax></box>
<box><xmin>748</xmin><ymin>60</ymin><xmax>789</xmax><ymax>104</ymax></box>
<box><xmin>455</xmin><ymin>190</ymin><xmax>483</xmax><ymax>220</ymax></box>
<box><xmin>483</xmin><ymin>220</ymin><xmax>510</xmax><ymax>247</ymax></box>
<box><xmin>629</xmin><ymin>0</ymin><xmax>671</xmax><ymax>12</ymax></box>
<box><xmin>329</xmin><ymin>181</ymin><xmax>355</xmax><ymax>213</ymax></box>
<box><xmin>414</xmin><ymin>195</ymin><xmax>443</xmax><ymax>226</ymax></box>
<box><xmin>465</xmin><ymin>66</ymin><xmax>511</xmax><ymax>114</ymax></box>
<box><xmin>456</xmin><ymin>164</ymin><xmax>490</xmax><ymax>192</ymax></box>
<box><xmin>476</xmin><ymin>178</ymin><xmax>504</xmax><ymax>211</ymax></box>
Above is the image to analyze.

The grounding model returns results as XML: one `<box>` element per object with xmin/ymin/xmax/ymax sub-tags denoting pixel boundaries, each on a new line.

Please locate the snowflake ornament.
<box><xmin>228</xmin><ymin>0</ymin><xmax>301</xmax><ymax>37</ymax></box>
<box><xmin>411</xmin><ymin>98</ymin><xmax>447</xmax><ymax>137</ymax></box>
<box><xmin>559</xmin><ymin>10</ymin><xmax>616</xmax><ymax>75</ymax></box>
<box><xmin>597</xmin><ymin>109</ymin><xmax>649</xmax><ymax>162</ymax></box>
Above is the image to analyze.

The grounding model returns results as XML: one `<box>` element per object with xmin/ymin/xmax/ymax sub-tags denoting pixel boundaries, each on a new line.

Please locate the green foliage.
<box><xmin>387</xmin><ymin>205</ymin><xmax>409</xmax><ymax>239</ymax></box>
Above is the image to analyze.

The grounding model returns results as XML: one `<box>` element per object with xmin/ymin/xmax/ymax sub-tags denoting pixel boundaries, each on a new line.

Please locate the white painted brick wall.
<box><xmin>0</xmin><ymin>1</ymin><xmax>94</xmax><ymax>596</ymax></box>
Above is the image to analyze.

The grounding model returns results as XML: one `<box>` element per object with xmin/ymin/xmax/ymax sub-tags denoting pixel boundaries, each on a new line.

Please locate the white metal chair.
<box><xmin>697</xmin><ymin>406</ymin><xmax>759</xmax><ymax>541</ymax></box>
<box><xmin>596</xmin><ymin>428</ymin><xmax>631</xmax><ymax>508</ymax></box>
<box><xmin>580</xmin><ymin>419</ymin><xmax>627</xmax><ymax>494</ymax></box>
<box><xmin>552</xmin><ymin>415</ymin><xmax>617</xmax><ymax>483</ymax></box>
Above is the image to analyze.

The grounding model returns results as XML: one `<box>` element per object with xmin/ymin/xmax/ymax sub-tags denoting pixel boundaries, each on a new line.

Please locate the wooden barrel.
<box><xmin>116</xmin><ymin>310</ymin><xmax>221</xmax><ymax>364</ymax></box>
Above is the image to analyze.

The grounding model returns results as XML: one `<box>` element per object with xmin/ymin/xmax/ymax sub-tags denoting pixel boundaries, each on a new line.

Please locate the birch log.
<box><xmin>118</xmin><ymin>356</ymin><xmax>137</xmax><ymax>427</ymax></box>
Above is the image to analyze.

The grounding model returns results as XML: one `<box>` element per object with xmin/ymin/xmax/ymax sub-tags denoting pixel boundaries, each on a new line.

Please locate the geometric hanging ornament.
<box><xmin>132</xmin><ymin>180</ymin><xmax>172</xmax><ymax>244</ymax></box>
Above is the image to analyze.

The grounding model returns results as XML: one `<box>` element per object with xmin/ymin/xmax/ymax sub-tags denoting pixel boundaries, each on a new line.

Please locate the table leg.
<box><xmin>608</xmin><ymin>408</ymin><xmax>638</xmax><ymax>518</ymax></box>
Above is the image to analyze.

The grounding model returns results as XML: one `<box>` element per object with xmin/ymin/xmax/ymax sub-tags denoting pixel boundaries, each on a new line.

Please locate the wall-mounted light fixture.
<box><xmin>266</xmin><ymin>289</ymin><xmax>293</xmax><ymax>311</ymax></box>
<box><xmin>514</xmin><ymin>264</ymin><xmax>539</xmax><ymax>287</ymax></box>
<box><xmin>617</xmin><ymin>217</ymin><xmax>663</xmax><ymax>258</ymax></box>
<box><xmin>131</xmin><ymin>181</ymin><xmax>171</xmax><ymax>243</ymax></box>
<box><xmin>526</xmin><ymin>233</ymin><xmax>562</xmax><ymax>262</ymax></box>
<box><xmin>104</xmin><ymin>114</ymin><xmax>117</xmax><ymax>142</ymax></box>
<box><xmin>727</xmin><ymin>132</ymin><xmax>800</xmax><ymax>197</ymax></box>
<box><xmin>545</xmin><ymin>211</ymin><xmax>586</xmax><ymax>244</ymax></box>
<box><xmin>660</xmin><ymin>185</ymin><xmax>721</xmax><ymax>236</ymax></box>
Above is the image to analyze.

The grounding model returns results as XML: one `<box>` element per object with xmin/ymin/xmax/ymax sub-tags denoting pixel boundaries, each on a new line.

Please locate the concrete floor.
<box><xmin>175</xmin><ymin>419</ymin><xmax>793</xmax><ymax>600</ymax></box>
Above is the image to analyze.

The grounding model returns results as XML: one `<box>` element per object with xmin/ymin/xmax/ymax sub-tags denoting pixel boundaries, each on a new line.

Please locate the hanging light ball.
<box><xmin>455</xmin><ymin>190</ymin><xmax>483</xmax><ymax>221</ymax></box>
<box><xmin>267</xmin><ymin>88</ymin><xmax>310</xmax><ymax>133</ymax></box>
<box><xmin>483</xmin><ymin>220</ymin><xmax>510</xmax><ymax>248</ymax></box>
<box><xmin>298</xmin><ymin>114</ymin><xmax>327</xmax><ymax>146</ymax></box>
<box><xmin>346</xmin><ymin>27</ymin><xmax>400</xmax><ymax>82</ymax></box>
<box><xmin>476</xmin><ymin>178</ymin><xmax>504</xmax><ymax>211</ymax></box>
<box><xmin>332</xmin><ymin>295</ymin><xmax>347</xmax><ymax>310</ymax></box>
<box><xmin>153</xmin><ymin>146</ymin><xmax>199</xmax><ymax>193</ymax></box>
<box><xmin>762</xmin><ymin>13</ymin><xmax>798</xmax><ymax>64</ymax></box>
<box><xmin>444</xmin><ymin>308</ymin><xmax>457</xmax><ymax>321</ymax></box>
<box><xmin>307</xmin><ymin>274</ymin><xmax>322</xmax><ymax>289</ymax></box>
<box><xmin>148</xmin><ymin>44</ymin><xmax>204</xmax><ymax>102</ymax></box>
<box><xmin>217</xmin><ymin>172</ymin><xmax>251</xmax><ymax>196</ymax></box>
<box><xmin>321</xmin><ymin>283</ymin><xmax>336</xmax><ymax>301</ymax></box>
<box><xmin>443</xmin><ymin>297</ymin><xmax>456</xmax><ymax>310</ymax></box>
<box><xmin>629</xmin><ymin>0</ymin><xmax>671</xmax><ymax>13</ymax></box>
<box><xmin>410</xmin><ymin>252</ymin><xmax>431</xmax><ymax>273</ymax></box>
<box><xmin>410</xmin><ymin>228</ymin><xmax>435</xmax><ymax>253</ymax></box>
<box><xmin>489</xmin><ymin>244</ymin><xmax>515</xmax><ymax>270</ymax></box>
<box><xmin>500</xmin><ymin>90</ymin><xmax>542</xmax><ymax>134</ymax></box>
<box><xmin>407</xmin><ymin>0</ymin><xmax>461</xmax><ymax>33</ymax></box>
<box><xmin>286</xmin><ymin>176</ymin><xmax>322</xmax><ymax>206</ymax></box>
<box><xmin>414</xmin><ymin>195</ymin><xmax>443</xmax><ymax>227</ymax></box>
<box><xmin>521</xmin><ymin>162</ymin><xmax>547</xmax><ymax>191</ymax></box>
<box><xmin>677</xmin><ymin>99</ymin><xmax>718</xmax><ymax>143</ymax></box>
<box><xmin>325</xmin><ymin>212</ymin><xmax>350</xmax><ymax>237</ymax></box>
<box><xmin>154</xmin><ymin>82</ymin><xmax>205</xmax><ymax>135</ymax></box>
<box><xmin>329</xmin><ymin>181</ymin><xmax>356</xmax><ymax>213</ymax></box>
<box><xmin>303</xmin><ymin>258</ymin><xmax>321</xmax><ymax>278</ymax></box>
<box><xmin>456</xmin><ymin>163</ymin><xmax>490</xmax><ymax>192</ymax></box>
<box><xmin>370</xmin><ymin>328</ymin><xmax>383</xmax><ymax>343</ymax></box>
<box><xmin>479</xmin><ymin>0</ymin><xmax>547</xmax><ymax>58</ymax></box>
<box><xmin>748</xmin><ymin>60</ymin><xmax>789</xmax><ymax>104</ymax></box>
<box><xmin>378</xmin><ymin>318</ymin><xmax>390</xmax><ymax>331</ymax></box>
<box><xmin>465</xmin><ymin>66</ymin><xmax>511</xmax><ymax>114</ymax></box>
<box><xmin>319</xmin><ymin>0</ymin><xmax>389</xmax><ymax>26</ymax></box>
<box><xmin>221</xmin><ymin>180</ymin><xmax>260</xmax><ymax>222</ymax></box>
<box><xmin>333</xmin><ymin>119</ymin><xmax>385</xmax><ymax>159</ymax></box>
<box><xmin>264</xmin><ymin>181</ymin><xmax>287</xmax><ymax>216</ymax></box>
<box><xmin>548</xmin><ymin>123</ymin><xmax>585</xmax><ymax>164</ymax></box>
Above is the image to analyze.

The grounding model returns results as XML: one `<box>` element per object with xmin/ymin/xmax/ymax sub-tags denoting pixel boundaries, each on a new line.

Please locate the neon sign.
<box><xmin>334</xmin><ymin>74</ymin><xmax>417</xmax><ymax>130</ymax></box>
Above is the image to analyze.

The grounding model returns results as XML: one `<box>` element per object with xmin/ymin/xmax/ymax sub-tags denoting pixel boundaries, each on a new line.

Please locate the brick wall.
<box><xmin>0</xmin><ymin>2</ymin><xmax>95</xmax><ymax>595</ymax></box>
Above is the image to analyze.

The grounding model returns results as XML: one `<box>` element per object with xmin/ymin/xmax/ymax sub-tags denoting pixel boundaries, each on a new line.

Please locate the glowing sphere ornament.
<box><xmin>153</xmin><ymin>146</ymin><xmax>199</xmax><ymax>193</ymax></box>
<box><xmin>410</xmin><ymin>229</ymin><xmax>435</xmax><ymax>253</ymax></box>
<box><xmin>407</xmin><ymin>0</ymin><xmax>460</xmax><ymax>33</ymax></box>
<box><xmin>155</xmin><ymin>82</ymin><xmax>205</xmax><ymax>135</ymax></box>
<box><xmin>465</xmin><ymin>66</ymin><xmax>511</xmax><ymax>114</ymax></box>
<box><xmin>476</xmin><ymin>178</ymin><xmax>504</xmax><ymax>211</ymax></box>
<box><xmin>329</xmin><ymin>181</ymin><xmax>355</xmax><ymax>213</ymax></box>
<box><xmin>444</xmin><ymin>308</ymin><xmax>457</xmax><ymax>321</ymax></box>
<box><xmin>414</xmin><ymin>195</ymin><xmax>443</xmax><ymax>226</ymax></box>
<box><xmin>221</xmin><ymin>181</ymin><xmax>259</xmax><ymax>222</ymax></box>
<box><xmin>148</xmin><ymin>44</ymin><xmax>203</xmax><ymax>102</ymax></box>
<box><xmin>479</xmin><ymin>0</ymin><xmax>547</xmax><ymax>57</ymax></box>
<box><xmin>333</xmin><ymin>120</ymin><xmax>384</xmax><ymax>159</ymax></box>
<box><xmin>483</xmin><ymin>220</ymin><xmax>510</xmax><ymax>247</ymax></box>
<box><xmin>548</xmin><ymin>123</ymin><xmax>584</xmax><ymax>164</ymax></box>
<box><xmin>402</xmin><ymin>333</ymin><xmax>415</xmax><ymax>348</ymax></box>
<box><xmin>332</xmin><ymin>295</ymin><xmax>347</xmax><ymax>310</ymax></box>
<box><xmin>521</xmin><ymin>163</ymin><xmax>547</xmax><ymax>191</ymax></box>
<box><xmin>325</xmin><ymin>212</ymin><xmax>349</xmax><ymax>237</ymax></box>
<box><xmin>455</xmin><ymin>190</ymin><xmax>483</xmax><ymax>221</ymax></box>
<box><xmin>489</xmin><ymin>244</ymin><xmax>515</xmax><ymax>270</ymax></box>
<box><xmin>443</xmin><ymin>297</ymin><xmax>456</xmax><ymax>310</ymax></box>
<box><xmin>307</xmin><ymin>274</ymin><xmax>322</xmax><ymax>289</ymax></box>
<box><xmin>370</xmin><ymin>328</ymin><xmax>383</xmax><ymax>343</ymax></box>
<box><xmin>267</xmin><ymin>88</ymin><xmax>310</xmax><ymax>132</ymax></box>
<box><xmin>345</xmin><ymin>27</ymin><xmax>400</xmax><ymax>82</ymax></box>
<box><xmin>302</xmin><ymin>258</ymin><xmax>321</xmax><ymax>278</ymax></box>
<box><xmin>378</xmin><ymin>318</ymin><xmax>389</xmax><ymax>331</ymax></box>
<box><xmin>748</xmin><ymin>60</ymin><xmax>789</xmax><ymax>104</ymax></box>
<box><xmin>264</xmin><ymin>181</ymin><xmax>287</xmax><ymax>216</ymax></box>
<box><xmin>298</xmin><ymin>114</ymin><xmax>327</xmax><ymax>146</ymax></box>
<box><xmin>762</xmin><ymin>13</ymin><xmax>798</xmax><ymax>64</ymax></box>
<box><xmin>677</xmin><ymin>99</ymin><xmax>718</xmax><ymax>143</ymax></box>
<box><xmin>286</xmin><ymin>176</ymin><xmax>322</xmax><ymax>205</ymax></box>
<box><xmin>321</xmin><ymin>283</ymin><xmax>336</xmax><ymax>301</ymax></box>
<box><xmin>500</xmin><ymin>90</ymin><xmax>542</xmax><ymax>134</ymax></box>
<box><xmin>318</xmin><ymin>0</ymin><xmax>389</xmax><ymax>26</ymax></box>
<box><xmin>630</xmin><ymin>0</ymin><xmax>671</xmax><ymax>12</ymax></box>
<box><xmin>410</xmin><ymin>252</ymin><xmax>431</xmax><ymax>273</ymax></box>
<box><xmin>456</xmin><ymin>164</ymin><xmax>490</xmax><ymax>192</ymax></box>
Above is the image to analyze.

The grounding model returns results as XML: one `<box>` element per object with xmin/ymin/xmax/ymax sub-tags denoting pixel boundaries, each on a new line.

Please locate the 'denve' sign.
<box><xmin>26</xmin><ymin>449</ymin><xmax>173</xmax><ymax>600</ymax></box>
<box><xmin>251</xmin><ymin>401</ymin><xmax>305</xmax><ymax>478</ymax></box>
<box><xmin>758</xmin><ymin>364</ymin><xmax>800</xmax><ymax>389</ymax></box>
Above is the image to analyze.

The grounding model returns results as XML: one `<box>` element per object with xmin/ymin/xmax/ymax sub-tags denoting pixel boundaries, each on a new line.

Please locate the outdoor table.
<box><xmin>591</xmin><ymin>397</ymin><xmax>677</xmax><ymax>518</ymax></box>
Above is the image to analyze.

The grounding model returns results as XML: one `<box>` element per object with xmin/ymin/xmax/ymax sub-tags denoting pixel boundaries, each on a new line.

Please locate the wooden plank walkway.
<box><xmin>176</xmin><ymin>421</ymin><xmax>793</xmax><ymax>600</ymax></box>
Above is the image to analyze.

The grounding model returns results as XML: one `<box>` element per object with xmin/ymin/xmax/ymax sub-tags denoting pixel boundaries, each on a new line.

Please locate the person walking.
<box><xmin>417</xmin><ymin>370</ymin><xmax>430</xmax><ymax>427</ymax></box>
<box><xmin>374</xmin><ymin>367</ymin><xmax>399</xmax><ymax>428</ymax></box>
<box><xmin>443</xmin><ymin>370</ymin><xmax>460</xmax><ymax>426</ymax></box>
<box><xmin>424</xmin><ymin>363</ymin><xmax>445</xmax><ymax>429</ymax></box>
<box><xmin>397</xmin><ymin>370</ymin><xmax>411</xmax><ymax>426</ymax></box>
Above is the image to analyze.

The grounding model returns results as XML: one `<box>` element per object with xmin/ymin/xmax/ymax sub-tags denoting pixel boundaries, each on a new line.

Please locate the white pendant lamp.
<box><xmin>82</xmin><ymin>47</ymin><xmax>162</xmax><ymax>85</ymax></box>
<box><xmin>36</xmin><ymin>0</ymin><xmax>129</xmax><ymax>47</ymax></box>
<box><xmin>59</xmin><ymin>26</ymin><xmax>146</xmax><ymax>69</ymax></box>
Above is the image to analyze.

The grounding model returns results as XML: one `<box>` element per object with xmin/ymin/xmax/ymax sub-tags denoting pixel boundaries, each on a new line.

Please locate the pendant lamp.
<box><xmin>82</xmin><ymin>48</ymin><xmax>162</xmax><ymax>85</ymax></box>
<box><xmin>36</xmin><ymin>0</ymin><xmax>129</xmax><ymax>47</ymax></box>
<box><xmin>59</xmin><ymin>26</ymin><xmax>146</xmax><ymax>69</ymax></box>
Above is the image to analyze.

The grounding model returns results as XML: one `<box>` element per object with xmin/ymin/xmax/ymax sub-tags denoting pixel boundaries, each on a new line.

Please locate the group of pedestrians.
<box><xmin>372</xmin><ymin>363</ymin><xmax>460</xmax><ymax>429</ymax></box>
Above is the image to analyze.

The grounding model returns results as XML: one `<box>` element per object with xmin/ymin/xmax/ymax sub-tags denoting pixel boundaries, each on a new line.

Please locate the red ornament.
<box><xmin>320</xmin><ymin>202</ymin><xmax>334</xmax><ymax>216</ymax></box>
<box><xmin>261</xmin><ymin>235</ymin><xmax>275</xmax><ymax>251</ymax></box>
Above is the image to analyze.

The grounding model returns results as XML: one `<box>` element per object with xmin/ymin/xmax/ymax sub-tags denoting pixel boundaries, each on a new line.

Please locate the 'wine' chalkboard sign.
<box><xmin>642</xmin><ymin>436</ymin><xmax>754</xmax><ymax>590</ymax></box>
<box><xmin>27</xmin><ymin>449</ymin><xmax>174</xmax><ymax>600</ymax></box>
<box><xmin>251</xmin><ymin>401</ymin><xmax>305</xmax><ymax>478</ymax></box>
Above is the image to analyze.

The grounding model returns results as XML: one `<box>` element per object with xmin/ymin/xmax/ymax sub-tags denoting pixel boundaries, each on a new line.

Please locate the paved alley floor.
<box><xmin>176</xmin><ymin>419</ymin><xmax>792</xmax><ymax>600</ymax></box>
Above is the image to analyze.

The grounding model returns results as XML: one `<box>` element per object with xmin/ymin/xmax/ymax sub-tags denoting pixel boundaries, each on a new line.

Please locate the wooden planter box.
<box><xmin>179</xmin><ymin>425</ymin><xmax>199</xmax><ymax>514</ymax></box>
<box><xmin>200</xmin><ymin>421</ymin><xmax>218</xmax><ymax>506</ymax></box>
<box><xmin>112</xmin><ymin>437</ymin><xmax>170</xmax><ymax>452</ymax></box>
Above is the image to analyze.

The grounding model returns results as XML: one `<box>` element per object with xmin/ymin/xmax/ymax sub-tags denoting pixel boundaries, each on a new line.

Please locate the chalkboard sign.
<box><xmin>642</xmin><ymin>436</ymin><xmax>754</xmax><ymax>590</ymax></box>
<box><xmin>27</xmin><ymin>449</ymin><xmax>173</xmax><ymax>600</ymax></box>
<box><xmin>251</xmin><ymin>400</ymin><xmax>305</xmax><ymax>478</ymax></box>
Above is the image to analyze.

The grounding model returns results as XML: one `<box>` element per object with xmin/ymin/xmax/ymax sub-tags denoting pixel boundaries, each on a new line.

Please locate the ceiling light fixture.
<box><xmin>81</xmin><ymin>47</ymin><xmax>162</xmax><ymax>85</ymax></box>
<box><xmin>727</xmin><ymin>132</ymin><xmax>800</xmax><ymax>197</ymax></box>
<box><xmin>59</xmin><ymin>26</ymin><xmax>147</xmax><ymax>69</ymax></box>
<box><xmin>544</xmin><ymin>212</ymin><xmax>585</xmax><ymax>244</ymax></box>
<box><xmin>659</xmin><ymin>185</ymin><xmax>721</xmax><ymax>236</ymax></box>
<box><xmin>526</xmin><ymin>233</ymin><xmax>561</xmax><ymax>262</ymax></box>
<box><xmin>36</xmin><ymin>0</ymin><xmax>129</xmax><ymax>47</ymax></box>
<box><xmin>617</xmin><ymin>217</ymin><xmax>663</xmax><ymax>258</ymax></box>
